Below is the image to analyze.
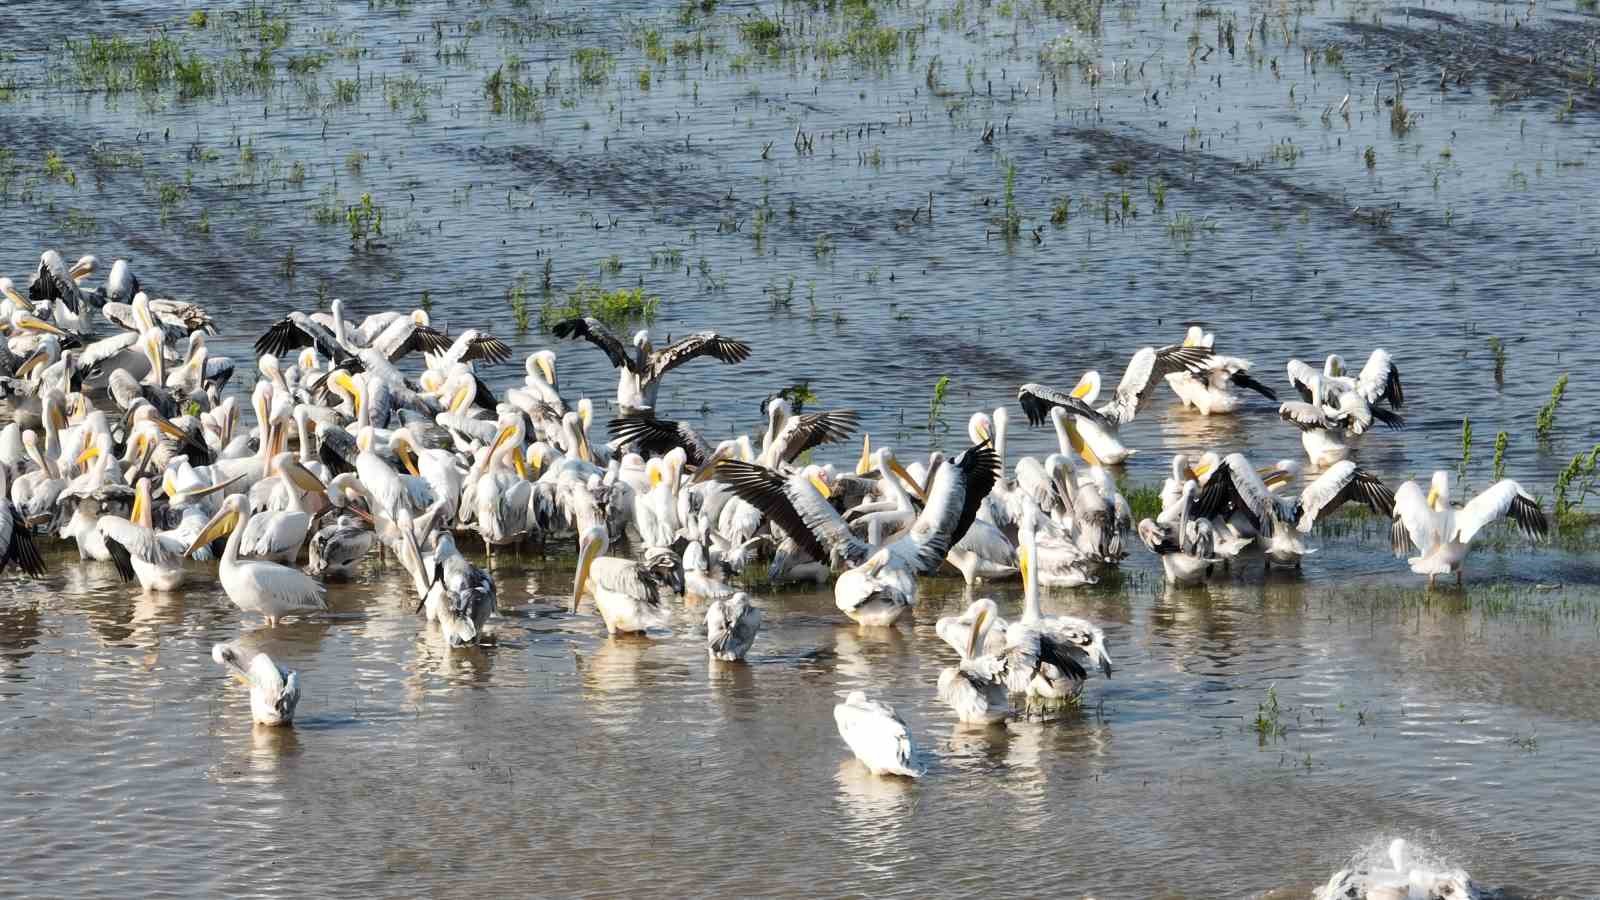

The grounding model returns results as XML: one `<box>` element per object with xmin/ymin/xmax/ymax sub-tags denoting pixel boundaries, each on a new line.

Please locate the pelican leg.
<box><xmin>1456</xmin><ymin>569</ymin><xmax>1463</xmax><ymax>588</ymax></box>
<box><xmin>1427</xmin><ymin>573</ymin><xmax>1436</xmax><ymax>589</ymax></box>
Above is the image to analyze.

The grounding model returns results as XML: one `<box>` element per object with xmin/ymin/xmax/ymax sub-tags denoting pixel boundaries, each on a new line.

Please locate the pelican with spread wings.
<box><xmin>550</xmin><ymin>317</ymin><xmax>751</xmax><ymax>412</ymax></box>
<box><xmin>1390</xmin><ymin>471</ymin><xmax>1548</xmax><ymax>586</ymax></box>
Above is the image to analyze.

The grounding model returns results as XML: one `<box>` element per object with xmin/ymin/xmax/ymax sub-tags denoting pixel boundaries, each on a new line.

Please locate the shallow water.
<box><xmin>0</xmin><ymin>0</ymin><xmax>1598</xmax><ymax>895</ymax></box>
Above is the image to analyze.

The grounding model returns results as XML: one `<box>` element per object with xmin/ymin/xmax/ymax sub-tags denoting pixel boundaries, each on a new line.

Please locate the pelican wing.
<box><xmin>608</xmin><ymin>412</ymin><xmax>713</xmax><ymax>468</ymax></box>
<box><xmin>1286</xmin><ymin>359</ymin><xmax>1322</xmax><ymax>402</ymax></box>
<box><xmin>240</xmin><ymin>511</ymin><xmax>310</xmax><ymax>560</ymax></box>
<box><xmin>588</xmin><ymin>556</ymin><xmax>663</xmax><ymax>608</ymax></box>
<box><xmin>382</xmin><ymin>322</ymin><xmax>453</xmax><ymax>360</ymax></box>
<box><xmin>549</xmin><ymin>317</ymin><xmax>640</xmax><ymax>373</ymax></box>
<box><xmin>707</xmin><ymin>598</ymin><xmax>762</xmax><ymax>657</ymax></box>
<box><xmin>78</xmin><ymin>332</ymin><xmax>140</xmax><ymax>371</ymax></box>
<box><xmin>1035</xmin><ymin>634</ymin><xmax>1091</xmax><ymax>683</ymax></box>
<box><xmin>440</xmin><ymin>329</ymin><xmax>513</xmax><ymax>366</ymax></box>
<box><xmin>774</xmin><ymin>410</ymin><xmax>859</xmax><ymax>464</ymax></box>
<box><xmin>235</xmin><ymin>559</ymin><xmax>327</xmax><ymax>611</ymax></box>
<box><xmin>0</xmin><ymin>507</ymin><xmax>45</xmax><ymax>577</ymax></box>
<box><xmin>648</xmin><ymin>331</ymin><xmax>751</xmax><ymax>378</ymax></box>
<box><xmin>1455</xmin><ymin>480</ymin><xmax>1548</xmax><ymax>545</ymax></box>
<box><xmin>254</xmin><ymin>312</ymin><xmax>352</xmax><ymax>363</ymax></box>
<box><xmin>905</xmin><ymin>441</ymin><xmax>1001</xmax><ymax>574</ymax></box>
<box><xmin>713</xmin><ymin>460</ymin><xmax>869</xmax><ymax>566</ymax></box>
<box><xmin>1018</xmin><ymin>382</ymin><xmax>1112</xmax><ymax>429</ymax></box>
<box><xmin>1390</xmin><ymin>481</ymin><xmax>1431</xmax><ymax>556</ymax></box>
<box><xmin>1096</xmin><ymin>345</ymin><xmax>1214</xmax><ymax>425</ymax></box>
<box><xmin>1294</xmin><ymin>461</ymin><xmax>1395</xmax><ymax>532</ymax></box>
<box><xmin>32</xmin><ymin>251</ymin><xmax>84</xmax><ymax>312</ymax></box>
<box><xmin>1228</xmin><ymin>368</ymin><xmax>1279</xmax><ymax>401</ymax></box>
<box><xmin>1278</xmin><ymin>400</ymin><xmax>1328</xmax><ymax>431</ymax></box>
<box><xmin>1356</xmin><ymin>349</ymin><xmax>1403</xmax><ymax>408</ymax></box>
<box><xmin>1190</xmin><ymin>453</ymin><xmax>1275</xmax><ymax>534</ymax></box>
<box><xmin>833</xmin><ymin>696</ymin><xmax>918</xmax><ymax>776</ymax></box>
<box><xmin>98</xmin><ymin>516</ymin><xmax>179</xmax><ymax>566</ymax></box>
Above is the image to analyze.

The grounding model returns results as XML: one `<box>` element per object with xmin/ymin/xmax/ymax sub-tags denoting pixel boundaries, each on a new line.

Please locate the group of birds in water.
<box><xmin>0</xmin><ymin>251</ymin><xmax>1542</xmax><ymax>892</ymax></box>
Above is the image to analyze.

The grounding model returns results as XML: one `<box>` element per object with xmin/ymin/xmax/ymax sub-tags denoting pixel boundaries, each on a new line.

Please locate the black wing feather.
<box><xmin>712</xmin><ymin>460</ymin><xmax>830</xmax><ymax>563</ymax></box>
<box><xmin>1370</xmin><ymin>406</ymin><xmax>1406</xmax><ymax>430</ymax></box>
<box><xmin>1016</xmin><ymin>383</ymin><xmax>1111</xmax><ymax>428</ymax></box>
<box><xmin>1229</xmin><ymin>370</ymin><xmax>1278</xmax><ymax>402</ymax></box>
<box><xmin>7</xmin><ymin>509</ymin><xmax>45</xmax><ymax>578</ymax></box>
<box><xmin>550</xmin><ymin>317</ymin><xmax>640</xmax><ymax>373</ymax></box>
<box><xmin>104</xmin><ymin>535</ymin><xmax>135</xmax><ymax>583</ymax></box>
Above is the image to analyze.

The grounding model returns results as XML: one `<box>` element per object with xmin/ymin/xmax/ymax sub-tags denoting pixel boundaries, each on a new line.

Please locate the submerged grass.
<box><xmin>539</xmin><ymin>281</ymin><xmax>659</xmax><ymax>330</ymax></box>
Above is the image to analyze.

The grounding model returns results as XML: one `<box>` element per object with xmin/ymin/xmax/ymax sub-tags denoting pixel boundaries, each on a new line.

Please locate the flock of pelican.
<box><xmin>0</xmin><ymin>252</ymin><xmax>1550</xmax><ymax>785</ymax></box>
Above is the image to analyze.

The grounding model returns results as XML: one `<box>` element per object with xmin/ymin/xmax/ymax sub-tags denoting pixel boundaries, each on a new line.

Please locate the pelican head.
<box><xmin>212</xmin><ymin>643</ymin><xmax>299</xmax><ymax>727</ymax></box>
<box><xmin>854</xmin><ymin>433</ymin><xmax>873</xmax><ymax>476</ymax></box>
<box><xmin>632</xmin><ymin>330</ymin><xmax>651</xmax><ymax>354</ymax></box>
<box><xmin>968</xmin><ymin>411</ymin><xmax>993</xmax><ymax>445</ymax></box>
<box><xmin>527</xmin><ymin>350</ymin><xmax>558</xmax><ymax>389</ymax></box>
<box><xmin>186</xmin><ymin>494</ymin><xmax>246</xmax><ymax>556</ymax></box>
<box><xmin>571</xmin><ymin>525</ymin><xmax>609</xmax><ymax>613</ymax></box>
<box><xmin>409</xmin><ymin>308</ymin><xmax>430</xmax><ymax>327</ymax></box>
<box><xmin>964</xmin><ymin>598</ymin><xmax>999</xmax><ymax>660</ymax></box>
<box><xmin>106</xmin><ymin>259</ymin><xmax>134</xmax><ymax>302</ymax></box>
<box><xmin>68</xmin><ymin>254</ymin><xmax>97</xmax><ymax>282</ymax></box>
<box><xmin>388</xmin><ymin>428</ymin><xmax>421</xmax><ymax>476</ymax></box>
<box><xmin>1181</xmin><ymin>325</ymin><xmax>1205</xmax><ymax>347</ymax></box>
<box><xmin>271</xmin><ymin>451</ymin><xmax>327</xmax><ymax>493</ymax></box>
<box><xmin>329</xmin><ymin>369</ymin><xmax>363</xmax><ymax>416</ymax></box>
<box><xmin>1071</xmin><ymin>370</ymin><xmax>1102</xmax><ymax>403</ymax></box>
<box><xmin>689</xmin><ymin>441</ymin><xmax>735</xmax><ymax>485</ymax></box>
<box><xmin>876</xmin><ymin>447</ymin><xmax>924</xmax><ymax>502</ymax></box>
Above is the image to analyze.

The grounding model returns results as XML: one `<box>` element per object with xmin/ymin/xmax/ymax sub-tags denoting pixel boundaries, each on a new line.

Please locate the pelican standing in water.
<box><xmin>833</xmin><ymin>691</ymin><xmax>923</xmax><ymax>778</ymax></box>
<box><xmin>186</xmin><ymin>494</ymin><xmax>328</xmax><ymax>627</ymax></box>
<box><xmin>935</xmin><ymin>601</ymin><xmax>1012</xmax><ymax>725</ymax></box>
<box><xmin>1390</xmin><ymin>471</ymin><xmax>1548</xmax><ymax>586</ymax></box>
<box><xmin>705</xmin><ymin>591</ymin><xmax>762</xmax><ymax>661</ymax></box>
<box><xmin>570</xmin><ymin>525</ymin><xmax>681</xmax><ymax>635</ymax></box>
<box><xmin>1009</xmin><ymin>511</ymin><xmax>1112</xmax><ymax>703</ymax></box>
<box><xmin>1317</xmin><ymin>838</ymin><xmax>1480</xmax><ymax>900</ymax></box>
<box><xmin>212</xmin><ymin>643</ymin><xmax>300</xmax><ymax>727</ymax></box>
<box><xmin>97</xmin><ymin>477</ymin><xmax>187</xmax><ymax>592</ymax></box>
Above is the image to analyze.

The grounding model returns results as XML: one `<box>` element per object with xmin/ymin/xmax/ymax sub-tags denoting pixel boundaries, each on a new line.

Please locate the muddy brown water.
<box><xmin>1</xmin><ymin>0</ymin><xmax>1598</xmax><ymax>895</ymax></box>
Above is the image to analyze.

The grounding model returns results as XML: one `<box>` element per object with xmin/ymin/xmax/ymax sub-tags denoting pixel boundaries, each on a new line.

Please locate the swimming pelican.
<box><xmin>833</xmin><ymin>691</ymin><xmax>923</xmax><ymax>778</ymax></box>
<box><xmin>97</xmin><ymin>477</ymin><xmax>186</xmax><ymax>591</ymax></box>
<box><xmin>936</xmin><ymin>601</ymin><xmax>1012</xmax><ymax>725</ymax></box>
<box><xmin>1390</xmin><ymin>472</ymin><xmax>1548</xmax><ymax>586</ymax></box>
<box><xmin>550</xmin><ymin>317</ymin><xmax>752</xmax><ymax>412</ymax></box>
<box><xmin>570</xmin><ymin>526</ymin><xmax>681</xmax><ymax>635</ymax></box>
<box><xmin>1139</xmin><ymin>480</ymin><xmax>1222</xmax><ymax>586</ymax></box>
<box><xmin>186</xmin><ymin>494</ymin><xmax>327</xmax><ymax>626</ymax></box>
<box><xmin>212</xmin><ymin>643</ymin><xmax>300</xmax><ymax>727</ymax></box>
<box><xmin>1316</xmin><ymin>838</ymin><xmax>1480</xmax><ymax>900</ymax></box>
<box><xmin>306</xmin><ymin>511</ymin><xmax>374</xmax><ymax>580</ymax></box>
<box><xmin>705</xmin><ymin>591</ymin><xmax>762</xmax><ymax>661</ymax></box>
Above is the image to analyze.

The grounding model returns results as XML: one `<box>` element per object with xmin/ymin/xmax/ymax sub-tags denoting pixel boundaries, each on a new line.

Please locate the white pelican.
<box><xmin>1279</xmin><ymin>375</ymin><xmax>1405</xmax><ymax>468</ymax></box>
<box><xmin>97</xmin><ymin>477</ymin><xmax>186</xmax><ymax>591</ymax></box>
<box><xmin>1139</xmin><ymin>481</ymin><xmax>1222</xmax><ymax>586</ymax></box>
<box><xmin>1391</xmin><ymin>472</ymin><xmax>1548</xmax><ymax>586</ymax></box>
<box><xmin>833</xmin><ymin>691</ymin><xmax>922</xmax><ymax>778</ymax></box>
<box><xmin>935</xmin><ymin>600</ymin><xmax>1011</xmax><ymax>725</ymax></box>
<box><xmin>1287</xmin><ymin>349</ymin><xmax>1404</xmax><ymax>412</ymax></box>
<box><xmin>413</xmin><ymin>530</ymin><xmax>497</xmax><ymax>648</ymax></box>
<box><xmin>549</xmin><ymin>317</ymin><xmax>751</xmax><ymax>411</ymax></box>
<box><xmin>705</xmin><ymin>591</ymin><xmax>762</xmax><ymax>661</ymax></box>
<box><xmin>935</xmin><ymin>597</ymin><xmax>1009</xmax><ymax>658</ymax></box>
<box><xmin>0</xmin><ymin>467</ymin><xmax>46</xmax><ymax>578</ymax></box>
<box><xmin>756</xmin><ymin>397</ymin><xmax>859</xmax><ymax>468</ymax></box>
<box><xmin>1160</xmin><ymin>326</ymin><xmax>1278</xmax><ymax>414</ymax></box>
<box><xmin>570</xmin><ymin>526</ymin><xmax>681</xmax><ymax>635</ymax></box>
<box><xmin>1010</xmin><ymin>513</ymin><xmax>1112</xmax><ymax>703</ymax></box>
<box><xmin>682</xmin><ymin>539</ymin><xmax>734</xmax><ymax>603</ymax></box>
<box><xmin>1258</xmin><ymin>460</ymin><xmax>1395</xmax><ymax>567</ymax></box>
<box><xmin>306</xmin><ymin>512</ymin><xmax>374</xmax><ymax>580</ymax></box>
<box><xmin>716</xmin><ymin>441</ymin><xmax>999</xmax><ymax>626</ymax></box>
<box><xmin>186</xmin><ymin>494</ymin><xmax>327</xmax><ymax>627</ymax></box>
<box><xmin>212</xmin><ymin>643</ymin><xmax>300</xmax><ymax>727</ymax></box>
<box><xmin>1317</xmin><ymin>838</ymin><xmax>1480</xmax><ymax>900</ymax></box>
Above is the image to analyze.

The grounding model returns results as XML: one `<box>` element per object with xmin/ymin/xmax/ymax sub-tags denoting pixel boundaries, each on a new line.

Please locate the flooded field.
<box><xmin>1</xmin><ymin>0</ymin><xmax>1598</xmax><ymax>895</ymax></box>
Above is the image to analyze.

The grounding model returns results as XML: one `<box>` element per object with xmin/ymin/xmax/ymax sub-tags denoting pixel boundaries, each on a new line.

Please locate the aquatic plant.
<box><xmin>1389</xmin><ymin>95</ymin><xmax>1413</xmax><ymax>136</ymax></box>
<box><xmin>1050</xmin><ymin>196</ymin><xmax>1070</xmax><ymax>225</ymax></box>
<box><xmin>1488</xmin><ymin>337</ymin><xmax>1507</xmax><ymax>383</ymax></box>
<box><xmin>1253</xmin><ymin>684</ymin><xmax>1287</xmax><ymax>744</ymax></box>
<box><xmin>1000</xmin><ymin>161</ymin><xmax>1021</xmax><ymax>238</ymax></box>
<box><xmin>43</xmin><ymin>151</ymin><xmax>76</xmax><ymax>187</ymax></box>
<box><xmin>927</xmin><ymin>376</ymin><xmax>952</xmax><ymax>433</ymax></box>
<box><xmin>1535</xmin><ymin>374</ymin><xmax>1568</xmax><ymax>440</ymax></box>
<box><xmin>540</xmin><ymin>281</ymin><xmax>659</xmax><ymax>331</ymax></box>
<box><xmin>1553</xmin><ymin>445</ymin><xmax>1600</xmax><ymax>525</ymax></box>
<box><xmin>1363</xmin><ymin>146</ymin><xmax>1376</xmax><ymax>169</ymax></box>
<box><xmin>1492</xmin><ymin>431</ymin><xmax>1508</xmax><ymax>482</ymax></box>
<box><xmin>508</xmin><ymin>272</ymin><xmax>532</xmax><ymax>331</ymax></box>
<box><xmin>345</xmin><ymin>192</ymin><xmax>383</xmax><ymax>246</ymax></box>
<box><xmin>573</xmin><ymin>47</ymin><xmax>614</xmax><ymax>86</ymax></box>
<box><xmin>740</xmin><ymin>16</ymin><xmax>783</xmax><ymax>55</ymax></box>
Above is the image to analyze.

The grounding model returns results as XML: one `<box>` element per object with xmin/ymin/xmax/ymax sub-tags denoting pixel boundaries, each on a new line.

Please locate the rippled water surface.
<box><xmin>1</xmin><ymin>0</ymin><xmax>1599</xmax><ymax>895</ymax></box>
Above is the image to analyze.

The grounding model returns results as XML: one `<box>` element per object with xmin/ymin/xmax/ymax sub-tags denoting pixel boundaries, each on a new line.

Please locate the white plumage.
<box><xmin>833</xmin><ymin>691</ymin><xmax>922</xmax><ymax>778</ymax></box>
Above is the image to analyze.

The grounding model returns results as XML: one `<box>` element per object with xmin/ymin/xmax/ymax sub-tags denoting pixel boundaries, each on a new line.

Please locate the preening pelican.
<box><xmin>97</xmin><ymin>477</ymin><xmax>186</xmax><ymax>591</ymax></box>
<box><xmin>187</xmin><ymin>494</ymin><xmax>328</xmax><ymax>626</ymax></box>
<box><xmin>1279</xmin><ymin>375</ymin><xmax>1404</xmax><ymax>468</ymax></box>
<box><xmin>306</xmin><ymin>512</ymin><xmax>374</xmax><ymax>580</ymax></box>
<box><xmin>570</xmin><ymin>526</ymin><xmax>681</xmax><ymax>635</ymax></box>
<box><xmin>550</xmin><ymin>317</ymin><xmax>751</xmax><ymax>412</ymax></box>
<box><xmin>705</xmin><ymin>591</ymin><xmax>762</xmax><ymax>661</ymax></box>
<box><xmin>212</xmin><ymin>642</ymin><xmax>300</xmax><ymax>727</ymax></box>
<box><xmin>1391</xmin><ymin>472</ymin><xmax>1548</xmax><ymax>586</ymax></box>
<box><xmin>1009</xmin><ymin>513</ymin><xmax>1111</xmax><ymax>703</ymax></box>
<box><xmin>1261</xmin><ymin>460</ymin><xmax>1395</xmax><ymax>567</ymax></box>
<box><xmin>935</xmin><ymin>600</ymin><xmax>1011</xmax><ymax>725</ymax></box>
<box><xmin>1316</xmin><ymin>838</ymin><xmax>1480</xmax><ymax>900</ymax></box>
<box><xmin>1288</xmin><ymin>349</ymin><xmax>1403</xmax><ymax>411</ymax></box>
<box><xmin>1139</xmin><ymin>479</ymin><xmax>1221</xmax><ymax>586</ymax></box>
<box><xmin>833</xmin><ymin>691</ymin><xmax>922</xmax><ymax>778</ymax></box>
